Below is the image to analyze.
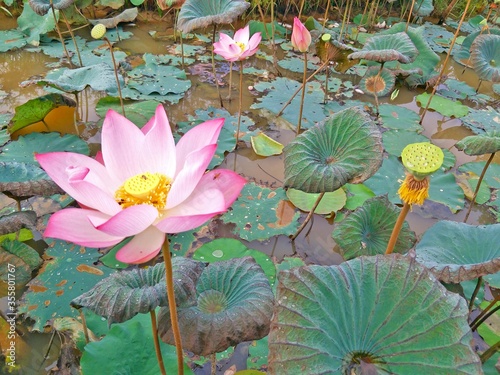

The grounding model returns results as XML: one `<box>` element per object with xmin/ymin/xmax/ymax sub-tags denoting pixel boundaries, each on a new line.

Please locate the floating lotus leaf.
<box><xmin>455</xmin><ymin>130</ymin><xmax>500</xmax><ymax>155</ymax></box>
<box><xmin>28</xmin><ymin>0</ymin><xmax>74</xmax><ymax>16</ymax></box>
<box><xmin>283</xmin><ymin>107</ymin><xmax>383</xmax><ymax>193</ymax></box>
<box><xmin>454</xmin><ymin>29</ymin><xmax>500</xmax><ymax>67</ymax></box>
<box><xmin>470</xmin><ymin>34</ymin><xmax>500</xmax><ymax>83</ymax></box>
<box><xmin>332</xmin><ymin>196</ymin><xmax>416</xmax><ymax>260</ymax></box>
<box><xmin>415</xmin><ymin>221</ymin><xmax>500</xmax><ymax>283</ymax></box>
<box><xmin>177</xmin><ymin>0</ymin><xmax>250</xmax><ymax>33</ymax></box>
<box><xmin>268</xmin><ymin>254</ymin><xmax>481</xmax><ymax>374</ymax></box>
<box><xmin>71</xmin><ymin>258</ymin><xmax>204</xmax><ymax>325</ymax></box>
<box><xmin>359</xmin><ymin>66</ymin><xmax>396</xmax><ymax>97</ymax></box>
<box><xmin>158</xmin><ymin>257</ymin><xmax>274</xmax><ymax>356</ymax></box>
<box><xmin>348</xmin><ymin>32</ymin><xmax>418</xmax><ymax>64</ymax></box>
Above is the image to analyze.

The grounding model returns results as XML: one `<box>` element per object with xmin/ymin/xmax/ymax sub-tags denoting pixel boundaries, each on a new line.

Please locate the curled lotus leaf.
<box><xmin>359</xmin><ymin>66</ymin><xmax>396</xmax><ymax>97</ymax></box>
<box><xmin>177</xmin><ymin>0</ymin><xmax>250</xmax><ymax>33</ymax></box>
<box><xmin>71</xmin><ymin>258</ymin><xmax>204</xmax><ymax>325</ymax></box>
<box><xmin>348</xmin><ymin>32</ymin><xmax>418</xmax><ymax>64</ymax></box>
<box><xmin>268</xmin><ymin>254</ymin><xmax>482</xmax><ymax>374</ymax></box>
<box><xmin>455</xmin><ymin>130</ymin><xmax>500</xmax><ymax>155</ymax></box>
<box><xmin>415</xmin><ymin>221</ymin><xmax>500</xmax><ymax>283</ymax></box>
<box><xmin>158</xmin><ymin>257</ymin><xmax>274</xmax><ymax>356</ymax></box>
<box><xmin>332</xmin><ymin>196</ymin><xmax>416</xmax><ymax>260</ymax></box>
<box><xmin>28</xmin><ymin>0</ymin><xmax>74</xmax><ymax>15</ymax></box>
<box><xmin>470</xmin><ymin>34</ymin><xmax>500</xmax><ymax>83</ymax></box>
<box><xmin>283</xmin><ymin>107</ymin><xmax>383</xmax><ymax>193</ymax></box>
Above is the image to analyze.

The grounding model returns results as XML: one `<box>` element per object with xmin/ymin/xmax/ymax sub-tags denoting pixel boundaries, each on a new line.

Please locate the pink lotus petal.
<box><xmin>141</xmin><ymin>105</ymin><xmax>176</xmax><ymax>177</ymax></box>
<box><xmin>168</xmin><ymin>144</ymin><xmax>218</xmax><ymax>208</ymax></box>
<box><xmin>291</xmin><ymin>17</ymin><xmax>311</xmax><ymax>53</ymax></box>
<box><xmin>115</xmin><ymin>226</ymin><xmax>165</xmax><ymax>264</ymax></box>
<box><xmin>89</xmin><ymin>204</ymin><xmax>158</xmax><ymax>237</ymax></box>
<box><xmin>175</xmin><ymin>118</ymin><xmax>224</xmax><ymax>172</ymax></box>
<box><xmin>44</xmin><ymin>208</ymin><xmax>123</xmax><ymax>247</ymax></box>
<box><xmin>201</xmin><ymin>169</ymin><xmax>246</xmax><ymax>206</ymax></box>
<box><xmin>214</xmin><ymin>34</ymin><xmax>242</xmax><ymax>61</ymax></box>
<box><xmin>155</xmin><ymin>212</ymin><xmax>224</xmax><ymax>233</ymax></box>
<box><xmin>101</xmin><ymin>109</ymin><xmax>148</xmax><ymax>182</ymax></box>
<box><xmin>36</xmin><ymin>152</ymin><xmax>120</xmax><ymax>214</ymax></box>
<box><xmin>233</xmin><ymin>25</ymin><xmax>250</xmax><ymax>44</ymax></box>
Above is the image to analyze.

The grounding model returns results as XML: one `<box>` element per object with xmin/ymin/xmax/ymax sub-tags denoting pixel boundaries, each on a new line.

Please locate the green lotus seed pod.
<box><xmin>401</xmin><ymin>142</ymin><xmax>444</xmax><ymax>180</ymax></box>
<box><xmin>91</xmin><ymin>24</ymin><xmax>107</xmax><ymax>39</ymax></box>
<box><xmin>321</xmin><ymin>33</ymin><xmax>332</xmax><ymax>42</ymax></box>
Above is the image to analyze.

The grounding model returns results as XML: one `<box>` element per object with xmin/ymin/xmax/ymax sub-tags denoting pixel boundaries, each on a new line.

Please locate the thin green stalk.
<box><xmin>470</xmin><ymin>296</ymin><xmax>500</xmax><ymax>331</ymax></box>
<box><xmin>480</xmin><ymin>340</ymin><xmax>500</xmax><ymax>363</ymax></box>
<box><xmin>296</xmin><ymin>52</ymin><xmax>307</xmax><ymax>134</ymax></box>
<box><xmin>236</xmin><ymin>60</ymin><xmax>244</xmax><ymax>148</ymax></box>
<box><xmin>385</xmin><ymin>202</ymin><xmax>411</xmax><ymax>255</ymax></box>
<box><xmin>211</xmin><ymin>24</ymin><xmax>224</xmax><ymax>108</ymax></box>
<box><xmin>291</xmin><ymin>192</ymin><xmax>325</xmax><ymax>240</ymax></box>
<box><xmin>60</xmin><ymin>10</ymin><xmax>83</xmax><ymax>66</ymax></box>
<box><xmin>150</xmin><ymin>310</ymin><xmax>167</xmax><ymax>375</ymax></box>
<box><xmin>103</xmin><ymin>37</ymin><xmax>125</xmax><ymax>116</ymax></box>
<box><xmin>49</xmin><ymin>0</ymin><xmax>73</xmax><ymax>68</ymax></box>
<box><xmin>468</xmin><ymin>276</ymin><xmax>482</xmax><ymax>313</ymax></box>
<box><xmin>161</xmin><ymin>239</ymin><xmax>184</xmax><ymax>375</ymax></box>
<box><xmin>464</xmin><ymin>152</ymin><xmax>495</xmax><ymax>223</ymax></box>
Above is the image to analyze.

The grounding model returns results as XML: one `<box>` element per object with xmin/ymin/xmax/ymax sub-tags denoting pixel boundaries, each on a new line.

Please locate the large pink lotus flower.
<box><xmin>213</xmin><ymin>25</ymin><xmax>262</xmax><ymax>62</ymax></box>
<box><xmin>291</xmin><ymin>17</ymin><xmax>311</xmax><ymax>53</ymax></box>
<box><xmin>36</xmin><ymin>105</ymin><xmax>245</xmax><ymax>264</ymax></box>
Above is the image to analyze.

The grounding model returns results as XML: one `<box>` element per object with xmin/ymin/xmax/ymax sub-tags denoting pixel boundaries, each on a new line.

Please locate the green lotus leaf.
<box><xmin>416</xmin><ymin>92</ymin><xmax>469</xmax><ymax>118</ymax></box>
<box><xmin>158</xmin><ymin>257</ymin><xmax>274</xmax><ymax>356</ymax></box>
<box><xmin>348</xmin><ymin>32</ymin><xmax>418</xmax><ymax>64</ymax></box>
<box><xmin>460</xmin><ymin>107</ymin><xmax>500</xmax><ymax>134</ymax></box>
<box><xmin>28</xmin><ymin>0</ymin><xmax>73</xmax><ymax>16</ymax></box>
<box><xmin>415</xmin><ymin>221</ymin><xmax>500</xmax><ymax>283</ymax></box>
<box><xmin>283</xmin><ymin>107</ymin><xmax>383</xmax><ymax>193</ymax></box>
<box><xmin>71</xmin><ymin>258</ymin><xmax>204</xmax><ymax>325</ymax></box>
<box><xmin>359</xmin><ymin>66</ymin><xmax>396</xmax><ymax>97</ymax></box>
<box><xmin>378</xmin><ymin>103</ymin><xmax>423</xmax><ymax>131</ymax></box>
<box><xmin>251</xmin><ymin>133</ymin><xmax>283</xmax><ymax>157</ymax></box>
<box><xmin>470</xmin><ymin>34</ymin><xmax>500</xmax><ymax>83</ymax></box>
<box><xmin>0</xmin><ymin>211</ymin><xmax>37</xmax><ymax>237</ymax></box>
<box><xmin>0</xmin><ymin>238</ymin><xmax>43</xmax><ymax>285</ymax></box>
<box><xmin>413</xmin><ymin>0</ymin><xmax>434</xmax><ymax>16</ymax></box>
<box><xmin>455</xmin><ymin>130</ymin><xmax>500</xmax><ymax>155</ymax></box>
<box><xmin>332</xmin><ymin>196</ymin><xmax>416</xmax><ymax>260</ymax></box>
<box><xmin>454</xmin><ymin>29</ymin><xmax>500</xmax><ymax>67</ymax></box>
<box><xmin>268</xmin><ymin>254</ymin><xmax>482</xmax><ymax>374</ymax></box>
<box><xmin>286</xmin><ymin>188</ymin><xmax>346</xmax><ymax>215</ymax></box>
<box><xmin>177</xmin><ymin>0</ymin><xmax>250</xmax><ymax>33</ymax></box>
<box><xmin>0</xmin><ymin>162</ymin><xmax>63</xmax><ymax>199</ymax></box>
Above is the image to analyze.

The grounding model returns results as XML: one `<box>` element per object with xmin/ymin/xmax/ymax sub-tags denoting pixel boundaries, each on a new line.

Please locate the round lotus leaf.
<box><xmin>177</xmin><ymin>0</ymin><xmax>250</xmax><ymax>33</ymax></box>
<box><xmin>348</xmin><ymin>32</ymin><xmax>418</xmax><ymax>64</ymax></box>
<box><xmin>415</xmin><ymin>221</ymin><xmax>500</xmax><ymax>283</ymax></box>
<box><xmin>401</xmin><ymin>142</ymin><xmax>444</xmax><ymax>179</ymax></box>
<box><xmin>158</xmin><ymin>257</ymin><xmax>274</xmax><ymax>356</ymax></box>
<box><xmin>268</xmin><ymin>254</ymin><xmax>482</xmax><ymax>374</ymax></box>
<box><xmin>359</xmin><ymin>66</ymin><xmax>396</xmax><ymax>97</ymax></box>
<box><xmin>283</xmin><ymin>107</ymin><xmax>383</xmax><ymax>193</ymax></box>
<box><xmin>332</xmin><ymin>196</ymin><xmax>416</xmax><ymax>260</ymax></box>
<box><xmin>455</xmin><ymin>130</ymin><xmax>500</xmax><ymax>155</ymax></box>
<box><xmin>470</xmin><ymin>34</ymin><xmax>500</xmax><ymax>82</ymax></box>
<box><xmin>71</xmin><ymin>258</ymin><xmax>204</xmax><ymax>325</ymax></box>
<box><xmin>28</xmin><ymin>0</ymin><xmax>74</xmax><ymax>15</ymax></box>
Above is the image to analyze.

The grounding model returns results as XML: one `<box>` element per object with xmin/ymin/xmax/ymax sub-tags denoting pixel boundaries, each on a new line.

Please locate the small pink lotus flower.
<box><xmin>36</xmin><ymin>105</ymin><xmax>245</xmax><ymax>264</ymax></box>
<box><xmin>291</xmin><ymin>17</ymin><xmax>311</xmax><ymax>53</ymax></box>
<box><xmin>213</xmin><ymin>25</ymin><xmax>262</xmax><ymax>62</ymax></box>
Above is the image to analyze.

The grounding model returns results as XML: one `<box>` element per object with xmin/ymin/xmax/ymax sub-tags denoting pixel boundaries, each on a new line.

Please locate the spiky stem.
<box><xmin>468</xmin><ymin>276</ymin><xmax>482</xmax><ymax>313</ymax></box>
<box><xmin>162</xmin><ymin>239</ymin><xmax>184</xmax><ymax>375</ymax></box>
<box><xmin>297</xmin><ymin>52</ymin><xmax>307</xmax><ymax>134</ymax></box>
<box><xmin>470</xmin><ymin>295</ymin><xmax>500</xmax><ymax>331</ymax></box>
<box><xmin>236</xmin><ymin>60</ymin><xmax>244</xmax><ymax>148</ymax></box>
<box><xmin>103</xmin><ymin>37</ymin><xmax>125</xmax><ymax>116</ymax></box>
<box><xmin>150</xmin><ymin>310</ymin><xmax>167</xmax><ymax>375</ymax></box>
<box><xmin>211</xmin><ymin>24</ymin><xmax>223</xmax><ymax>108</ymax></box>
<box><xmin>385</xmin><ymin>202</ymin><xmax>410</xmax><ymax>255</ymax></box>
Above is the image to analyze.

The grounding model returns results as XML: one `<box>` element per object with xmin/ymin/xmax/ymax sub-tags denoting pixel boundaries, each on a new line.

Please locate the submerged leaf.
<box><xmin>283</xmin><ymin>107</ymin><xmax>383</xmax><ymax>193</ymax></box>
<box><xmin>250</xmin><ymin>133</ymin><xmax>283</xmax><ymax>156</ymax></box>
<box><xmin>268</xmin><ymin>255</ymin><xmax>482</xmax><ymax>374</ymax></box>
<box><xmin>158</xmin><ymin>257</ymin><xmax>274</xmax><ymax>356</ymax></box>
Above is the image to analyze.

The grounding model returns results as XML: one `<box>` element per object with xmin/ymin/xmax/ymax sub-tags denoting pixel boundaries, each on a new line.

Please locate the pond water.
<box><xmin>0</xmin><ymin>9</ymin><xmax>499</xmax><ymax>374</ymax></box>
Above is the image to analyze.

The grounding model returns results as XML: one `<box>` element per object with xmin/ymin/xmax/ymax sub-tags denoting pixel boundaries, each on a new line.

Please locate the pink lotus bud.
<box><xmin>291</xmin><ymin>17</ymin><xmax>311</xmax><ymax>53</ymax></box>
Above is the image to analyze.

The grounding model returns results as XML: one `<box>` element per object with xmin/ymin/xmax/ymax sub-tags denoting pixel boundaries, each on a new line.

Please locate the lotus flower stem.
<box><xmin>236</xmin><ymin>60</ymin><xmax>244</xmax><ymax>148</ymax></box>
<box><xmin>468</xmin><ymin>276</ymin><xmax>483</xmax><ymax>313</ymax></box>
<box><xmin>470</xmin><ymin>296</ymin><xmax>500</xmax><ymax>332</ymax></box>
<box><xmin>211</xmin><ymin>24</ymin><xmax>224</xmax><ymax>108</ymax></box>
<box><xmin>464</xmin><ymin>152</ymin><xmax>495</xmax><ymax>223</ymax></box>
<box><xmin>480</xmin><ymin>339</ymin><xmax>500</xmax><ymax>363</ymax></box>
<box><xmin>322</xmin><ymin>0</ymin><xmax>330</xmax><ymax>30</ymax></box>
<box><xmin>405</xmin><ymin>0</ymin><xmax>416</xmax><ymax>32</ymax></box>
<box><xmin>298</xmin><ymin>0</ymin><xmax>305</xmax><ymax>18</ymax></box>
<box><xmin>291</xmin><ymin>192</ymin><xmax>325</xmax><ymax>241</ymax></box>
<box><xmin>60</xmin><ymin>10</ymin><xmax>83</xmax><ymax>66</ymax></box>
<box><xmin>227</xmin><ymin>61</ymin><xmax>233</xmax><ymax>101</ymax></box>
<box><xmin>79</xmin><ymin>309</ymin><xmax>90</xmax><ymax>344</ymax></box>
<box><xmin>210</xmin><ymin>353</ymin><xmax>217</xmax><ymax>375</ymax></box>
<box><xmin>103</xmin><ymin>37</ymin><xmax>125</xmax><ymax>117</ymax></box>
<box><xmin>277</xmin><ymin>60</ymin><xmax>329</xmax><ymax>117</ymax></box>
<box><xmin>161</xmin><ymin>239</ymin><xmax>184</xmax><ymax>375</ymax></box>
<box><xmin>296</xmin><ymin>52</ymin><xmax>307</xmax><ymax>134</ymax></box>
<box><xmin>49</xmin><ymin>0</ymin><xmax>73</xmax><ymax>68</ymax></box>
<box><xmin>385</xmin><ymin>202</ymin><xmax>410</xmax><ymax>255</ymax></box>
<box><xmin>419</xmin><ymin>0</ymin><xmax>472</xmax><ymax>125</ymax></box>
<box><xmin>150</xmin><ymin>310</ymin><xmax>167</xmax><ymax>375</ymax></box>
